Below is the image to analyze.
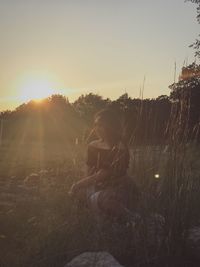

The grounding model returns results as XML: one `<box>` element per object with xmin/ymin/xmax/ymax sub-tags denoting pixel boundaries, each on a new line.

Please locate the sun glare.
<box><xmin>19</xmin><ymin>77</ymin><xmax>57</xmax><ymax>102</ymax></box>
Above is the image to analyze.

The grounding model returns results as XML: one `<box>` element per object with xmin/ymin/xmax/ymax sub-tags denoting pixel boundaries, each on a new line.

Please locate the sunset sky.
<box><xmin>0</xmin><ymin>0</ymin><xmax>199</xmax><ymax>111</ymax></box>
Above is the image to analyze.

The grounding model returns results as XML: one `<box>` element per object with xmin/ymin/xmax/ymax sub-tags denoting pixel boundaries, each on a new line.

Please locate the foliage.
<box><xmin>73</xmin><ymin>93</ymin><xmax>110</xmax><ymax>124</ymax></box>
<box><xmin>169</xmin><ymin>63</ymin><xmax>200</xmax><ymax>140</ymax></box>
<box><xmin>0</xmin><ymin>87</ymin><xmax>200</xmax><ymax>266</ymax></box>
<box><xmin>186</xmin><ymin>0</ymin><xmax>200</xmax><ymax>58</ymax></box>
<box><xmin>0</xmin><ymin>139</ymin><xmax>200</xmax><ymax>266</ymax></box>
<box><xmin>0</xmin><ymin>94</ymin><xmax>86</xmax><ymax>145</ymax></box>
<box><xmin>186</xmin><ymin>0</ymin><xmax>200</xmax><ymax>23</ymax></box>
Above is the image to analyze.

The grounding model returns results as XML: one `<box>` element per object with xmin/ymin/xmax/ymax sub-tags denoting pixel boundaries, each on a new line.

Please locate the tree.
<box><xmin>169</xmin><ymin>63</ymin><xmax>200</xmax><ymax>139</ymax></box>
<box><xmin>186</xmin><ymin>0</ymin><xmax>200</xmax><ymax>58</ymax></box>
<box><xmin>48</xmin><ymin>94</ymin><xmax>69</xmax><ymax>107</ymax></box>
<box><xmin>73</xmin><ymin>93</ymin><xmax>110</xmax><ymax>123</ymax></box>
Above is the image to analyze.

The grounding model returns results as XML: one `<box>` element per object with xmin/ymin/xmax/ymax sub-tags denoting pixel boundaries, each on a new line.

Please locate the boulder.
<box><xmin>24</xmin><ymin>173</ymin><xmax>40</xmax><ymax>187</ymax></box>
<box><xmin>64</xmin><ymin>252</ymin><xmax>123</xmax><ymax>267</ymax></box>
<box><xmin>188</xmin><ymin>226</ymin><xmax>200</xmax><ymax>259</ymax></box>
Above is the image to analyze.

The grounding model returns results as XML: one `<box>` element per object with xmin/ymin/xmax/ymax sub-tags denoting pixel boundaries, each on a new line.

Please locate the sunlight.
<box><xmin>19</xmin><ymin>77</ymin><xmax>58</xmax><ymax>102</ymax></box>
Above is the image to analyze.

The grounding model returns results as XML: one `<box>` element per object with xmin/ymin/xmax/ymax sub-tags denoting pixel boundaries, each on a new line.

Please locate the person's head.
<box><xmin>94</xmin><ymin>108</ymin><xmax>123</xmax><ymax>146</ymax></box>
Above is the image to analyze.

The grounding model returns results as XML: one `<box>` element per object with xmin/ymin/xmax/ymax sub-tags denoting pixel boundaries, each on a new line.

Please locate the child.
<box><xmin>69</xmin><ymin>108</ymin><xmax>139</xmax><ymax>224</ymax></box>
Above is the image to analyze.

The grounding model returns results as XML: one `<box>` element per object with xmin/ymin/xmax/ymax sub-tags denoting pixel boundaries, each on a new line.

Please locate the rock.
<box><xmin>188</xmin><ymin>226</ymin><xmax>200</xmax><ymax>258</ymax></box>
<box><xmin>24</xmin><ymin>173</ymin><xmax>40</xmax><ymax>187</ymax></box>
<box><xmin>189</xmin><ymin>226</ymin><xmax>200</xmax><ymax>244</ymax></box>
<box><xmin>39</xmin><ymin>169</ymin><xmax>48</xmax><ymax>176</ymax></box>
<box><xmin>64</xmin><ymin>252</ymin><xmax>124</xmax><ymax>267</ymax></box>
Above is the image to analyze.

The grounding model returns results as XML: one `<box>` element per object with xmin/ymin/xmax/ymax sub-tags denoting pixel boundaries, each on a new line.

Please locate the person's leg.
<box><xmin>88</xmin><ymin>191</ymin><xmax>103</xmax><ymax>225</ymax></box>
<box><xmin>97</xmin><ymin>190</ymin><xmax>136</xmax><ymax>224</ymax></box>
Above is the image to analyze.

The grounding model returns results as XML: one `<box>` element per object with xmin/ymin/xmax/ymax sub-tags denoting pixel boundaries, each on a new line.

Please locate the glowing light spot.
<box><xmin>17</xmin><ymin>72</ymin><xmax>61</xmax><ymax>102</ymax></box>
<box><xmin>154</xmin><ymin>174</ymin><xmax>160</xmax><ymax>179</ymax></box>
<box><xmin>19</xmin><ymin>79</ymin><xmax>56</xmax><ymax>102</ymax></box>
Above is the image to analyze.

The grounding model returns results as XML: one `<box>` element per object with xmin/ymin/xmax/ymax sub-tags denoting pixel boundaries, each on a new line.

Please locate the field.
<box><xmin>0</xmin><ymin>0</ymin><xmax>199</xmax><ymax>265</ymax></box>
<box><xmin>0</xmin><ymin>140</ymin><xmax>200</xmax><ymax>267</ymax></box>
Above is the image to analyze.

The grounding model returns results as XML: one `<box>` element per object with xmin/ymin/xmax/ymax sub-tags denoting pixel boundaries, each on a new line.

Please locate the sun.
<box><xmin>19</xmin><ymin>77</ymin><xmax>57</xmax><ymax>102</ymax></box>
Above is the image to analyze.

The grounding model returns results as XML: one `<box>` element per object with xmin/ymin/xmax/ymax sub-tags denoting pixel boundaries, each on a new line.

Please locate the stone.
<box><xmin>24</xmin><ymin>173</ymin><xmax>40</xmax><ymax>187</ymax></box>
<box><xmin>188</xmin><ymin>226</ymin><xmax>200</xmax><ymax>258</ymax></box>
<box><xmin>64</xmin><ymin>252</ymin><xmax>124</xmax><ymax>267</ymax></box>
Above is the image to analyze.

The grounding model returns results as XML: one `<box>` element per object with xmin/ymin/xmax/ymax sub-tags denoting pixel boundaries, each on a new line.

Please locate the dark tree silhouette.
<box><xmin>109</xmin><ymin>93</ymin><xmax>171</xmax><ymax>145</ymax></box>
<box><xmin>186</xmin><ymin>0</ymin><xmax>200</xmax><ymax>58</ymax></box>
<box><xmin>73</xmin><ymin>93</ymin><xmax>110</xmax><ymax>123</ymax></box>
<box><xmin>0</xmin><ymin>94</ymin><xmax>85</xmax><ymax>145</ymax></box>
<box><xmin>169</xmin><ymin>63</ymin><xmax>200</xmax><ymax>139</ymax></box>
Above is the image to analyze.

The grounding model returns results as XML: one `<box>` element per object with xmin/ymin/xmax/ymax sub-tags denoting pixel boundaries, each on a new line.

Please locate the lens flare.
<box><xmin>19</xmin><ymin>78</ymin><xmax>57</xmax><ymax>102</ymax></box>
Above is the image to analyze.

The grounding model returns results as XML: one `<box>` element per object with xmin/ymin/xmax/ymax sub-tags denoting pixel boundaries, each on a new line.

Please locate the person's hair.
<box><xmin>94</xmin><ymin>108</ymin><xmax>123</xmax><ymax>146</ymax></box>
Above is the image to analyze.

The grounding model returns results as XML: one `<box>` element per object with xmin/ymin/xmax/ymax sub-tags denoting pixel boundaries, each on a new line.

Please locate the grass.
<box><xmin>0</xmin><ymin>103</ymin><xmax>200</xmax><ymax>266</ymax></box>
<box><xmin>0</xmin><ymin>141</ymin><xmax>199</xmax><ymax>267</ymax></box>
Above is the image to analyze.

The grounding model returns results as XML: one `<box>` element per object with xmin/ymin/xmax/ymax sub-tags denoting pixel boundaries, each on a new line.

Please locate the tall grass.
<box><xmin>123</xmin><ymin>87</ymin><xmax>200</xmax><ymax>266</ymax></box>
<box><xmin>0</xmin><ymin>93</ymin><xmax>199</xmax><ymax>267</ymax></box>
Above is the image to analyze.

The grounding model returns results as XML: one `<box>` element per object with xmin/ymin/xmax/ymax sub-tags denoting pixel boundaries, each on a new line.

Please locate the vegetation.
<box><xmin>186</xmin><ymin>0</ymin><xmax>200</xmax><ymax>58</ymax></box>
<box><xmin>0</xmin><ymin>64</ymin><xmax>200</xmax><ymax>266</ymax></box>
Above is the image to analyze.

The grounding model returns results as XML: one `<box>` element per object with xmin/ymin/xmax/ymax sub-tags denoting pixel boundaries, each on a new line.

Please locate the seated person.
<box><xmin>69</xmin><ymin>108</ymin><xmax>139</xmax><ymax>224</ymax></box>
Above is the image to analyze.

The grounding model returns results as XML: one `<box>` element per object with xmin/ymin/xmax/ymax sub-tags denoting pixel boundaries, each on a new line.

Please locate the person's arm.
<box><xmin>69</xmin><ymin>169</ymin><xmax>109</xmax><ymax>196</ymax></box>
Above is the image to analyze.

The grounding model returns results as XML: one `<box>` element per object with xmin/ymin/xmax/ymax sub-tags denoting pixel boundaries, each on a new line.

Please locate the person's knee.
<box><xmin>89</xmin><ymin>191</ymin><xmax>100</xmax><ymax>212</ymax></box>
<box><xmin>98</xmin><ymin>192</ymin><xmax>117</xmax><ymax>214</ymax></box>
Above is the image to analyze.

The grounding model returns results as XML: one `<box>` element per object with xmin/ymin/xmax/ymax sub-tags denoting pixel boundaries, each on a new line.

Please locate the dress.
<box><xmin>86</xmin><ymin>140</ymin><xmax>136</xmax><ymax>209</ymax></box>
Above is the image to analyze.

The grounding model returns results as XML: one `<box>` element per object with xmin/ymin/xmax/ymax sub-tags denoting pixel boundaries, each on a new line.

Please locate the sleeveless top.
<box><xmin>86</xmin><ymin>140</ymin><xmax>130</xmax><ymax>189</ymax></box>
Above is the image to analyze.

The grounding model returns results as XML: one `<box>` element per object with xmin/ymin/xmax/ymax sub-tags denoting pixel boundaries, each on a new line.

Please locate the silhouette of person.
<box><xmin>69</xmin><ymin>108</ymin><xmax>139</xmax><ymax>224</ymax></box>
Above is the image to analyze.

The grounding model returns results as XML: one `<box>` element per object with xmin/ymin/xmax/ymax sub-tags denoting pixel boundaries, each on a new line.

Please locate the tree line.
<box><xmin>0</xmin><ymin>64</ymin><xmax>199</xmax><ymax>146</ymax></box>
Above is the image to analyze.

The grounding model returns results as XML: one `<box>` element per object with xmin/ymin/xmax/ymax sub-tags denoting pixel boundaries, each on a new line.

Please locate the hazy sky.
<box><xmin>0</xmin><ymin>0</ymin><xmax>199</xmax><ymax>110</ymax></box>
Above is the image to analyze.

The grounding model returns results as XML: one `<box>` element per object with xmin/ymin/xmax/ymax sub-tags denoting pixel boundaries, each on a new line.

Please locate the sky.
<box><xmin>0</xmin><ymin>0</ymin><xmax>199</xmax><ymax>111</ymax></box>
